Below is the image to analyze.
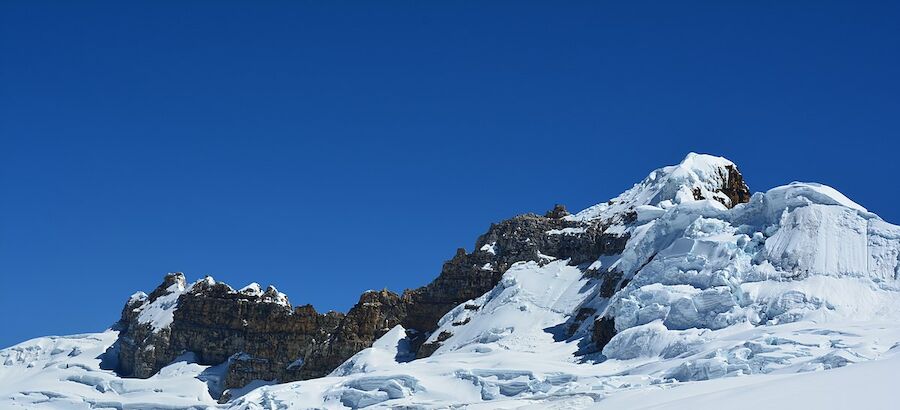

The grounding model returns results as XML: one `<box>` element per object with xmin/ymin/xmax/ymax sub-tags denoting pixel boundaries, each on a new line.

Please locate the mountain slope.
<box><xmin>2</xmin><ymin>153</ymin><xmax>898</xmax><ymax>409</ymax></box>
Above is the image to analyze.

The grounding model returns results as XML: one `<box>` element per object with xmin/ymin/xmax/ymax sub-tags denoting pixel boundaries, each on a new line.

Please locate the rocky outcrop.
<box><xmin>545</xmin><ymin>204</ymin><xmax>570</xmax><ymax>219</ymax></box>
<box><xmin>591</xmin><ymin>316</ymin><xmax>617</xmax><ymax>353</ymax></box>
<box><xmin>301</xmin><ymin>289</ymin><xmax>407</xmax><ymax>378</ymax></box>
<box><xmin>691</xmin><ymin>164</ymin><xmax>751</xmax><ymax>208</ymax></box>
<box><xmin>116</xmin><ymin>275</ymin><xmax>344</xmax><ymax>391</ymax></box>
<box><xmin>401</xmin><ymin>211</ymin><xmax>627</xmax><ymax>338</ymax></box>
<box><xmin>722</xmin><ymin>165</ymin><xmax>751</xmax><ymax>207</ymax></box>
<box><xmin>169</xmin><ymin>281</ymin><xmax>344</xmax><ymax>385</ymax></box>
<box><xmin>116</xmin><ymin>274</ymin><xmax>182</xmax><ymax>379</ymax></box>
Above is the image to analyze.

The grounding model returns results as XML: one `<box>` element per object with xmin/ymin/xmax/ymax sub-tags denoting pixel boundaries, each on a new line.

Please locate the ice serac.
<box><xmin>589</xmin><ymin>177</ymin><xmax>900</xmax><ymax>360</ymax></box>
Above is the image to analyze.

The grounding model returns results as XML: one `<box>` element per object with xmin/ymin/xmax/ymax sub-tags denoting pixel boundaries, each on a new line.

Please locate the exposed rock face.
<box><xmin>116</xmin><ymin>275</ymin><xmax>344</xmax><ymax>389</ymax></box>
<box><xmin>691</xmin><ymin>164</ymin><xmax>751</xmax><ymax>208</ymax></box>
<box><xmin>545</xmin><ymin>204</ymin><xmax>570</xmax><ymax>219</ymax></box>
<box><xmin>114</xmin><ymin>154</ymin><xmax>753</xmax><ymax>396</ymax></box>
<box><xmin>169</xmin><ymin>281</ymin><xmax>344</xmax><ymax>385</ymax></box>
<box><xmin>401</xmin><ymin>211</ymin><xmax>627</xmax><ymax>338</ymax></box>
<box><xmin>301</xmin><ymin>289</ymin><xmax>407</xmax><ymax>378</ymax></box>
<box><xmin>116</xmin><ymin>276</ymin><xmax>179</xmax><ymax>379</ymax></box>
<box><xmin>722</xmin><ymin>164</ymin><xmax>751</xmax><ymax>207</ymax></box>
<box><xmin>591</xmin><ymin>316</ymin><xmax>616</xmax><ymax>351</ymax></box>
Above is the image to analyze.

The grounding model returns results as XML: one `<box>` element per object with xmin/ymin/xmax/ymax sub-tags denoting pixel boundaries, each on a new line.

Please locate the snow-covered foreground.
<box><xmin>2</xmin><ymin>154</ymin><xmax>899</xmax><ymax>409</ymax></box>
<box><xmin>232</xmin><ymin>322</ymin><xmax>900</xmax><ymax>409</ymax></box>
<box><xmin>596</xmin><ymin>348</ymin><xmax>900</xmax><ymax>410</ymax></box>
<box><xmin>3</xmin><ymin>313</ymin><xmax>898</xmax><ymax>408</ymax></box>
<box><xmin>0</xmin><ymin>331</ymin><xmax>215</xmax><ymax>409</ymax></box>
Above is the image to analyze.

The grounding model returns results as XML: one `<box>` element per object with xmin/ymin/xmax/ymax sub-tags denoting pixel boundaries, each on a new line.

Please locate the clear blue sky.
<box><xmin>1</xmin><ymin>1</ymin><xmax>898</xmax><ymax>348</ymax></box>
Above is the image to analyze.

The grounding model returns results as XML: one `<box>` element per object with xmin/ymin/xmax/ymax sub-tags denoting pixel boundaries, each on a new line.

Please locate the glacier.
<box><xmin>2</xmin><ymin>153</ymin><xmax>899</xmax><ymax>409</ymax></box>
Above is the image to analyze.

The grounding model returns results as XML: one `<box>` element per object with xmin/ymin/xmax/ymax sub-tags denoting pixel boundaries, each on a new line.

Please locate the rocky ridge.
<box><xmin>113</xmin><ymin>153</ymin><xmax>753</xmax><ymax>398</ymax></box>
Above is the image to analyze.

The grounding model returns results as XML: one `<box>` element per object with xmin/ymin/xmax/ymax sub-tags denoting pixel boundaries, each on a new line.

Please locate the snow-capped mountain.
<box><xmin>2</xmin><ymin>153</ymin><xmax>899</xmax><ymax>409</ymax></box>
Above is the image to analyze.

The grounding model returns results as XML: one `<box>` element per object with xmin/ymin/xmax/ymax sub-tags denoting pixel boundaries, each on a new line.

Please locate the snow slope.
<box><xmin>2</xmin><ymin>153</ymin><xmax>898</xmax><ymax>409</ymax></box>
<box><xmin>595</xmin><ymin>343</ymin><xmax>900</xmax><ymax>410</ymax></box>
<box><xmin>0</xmin><ymin>331</ymin><xmax>218</xmax><ymax>409</ymax></box>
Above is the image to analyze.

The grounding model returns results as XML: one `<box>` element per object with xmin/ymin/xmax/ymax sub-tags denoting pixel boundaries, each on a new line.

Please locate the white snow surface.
<box><xmin>3</xmin><ymin>154</ymin><xmax>900</xmax><ymax>409</ymax></box>
<box><xmin>0</xmin><ymin>331</ymin><xmax>216</xmax><ymax>409</ymax></box>
<box><xmin>546</xmin><ymin>227</ymin><xmax>587</xmax><ymax>236</ymax></box>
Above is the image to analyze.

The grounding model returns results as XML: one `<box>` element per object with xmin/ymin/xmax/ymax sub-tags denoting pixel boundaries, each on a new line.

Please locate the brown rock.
<box><xmin>545</xmin><ymin>204</ymin><xmax>570</xmax><ymax>219</ymax></box>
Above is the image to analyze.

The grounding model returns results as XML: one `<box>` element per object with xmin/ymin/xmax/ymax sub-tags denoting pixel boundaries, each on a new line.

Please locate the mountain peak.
<box><xmin>676</xmin><ymin>152</ymin><xmax>735</xmax><ymax>170</ymax></box>
<box><xmin>572</xmin><ymin>153</ymin><xmax>751</xmax><ymax>222</ymax></box>
<box><xmin>666</xmin><ymin>152</ymin><xmax>750</xmax><ymax>207</ymax></box>
<box><xmin>5</xmin><ymin>153</ymin><xmax>899</xmax><ymax>409</ymax></box>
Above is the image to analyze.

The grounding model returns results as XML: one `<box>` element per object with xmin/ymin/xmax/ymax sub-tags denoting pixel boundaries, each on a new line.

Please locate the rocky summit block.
<box><xmin>115</xmin><ymin>274</ymin><xmax>344</xmax><ymax>387</ymax></box>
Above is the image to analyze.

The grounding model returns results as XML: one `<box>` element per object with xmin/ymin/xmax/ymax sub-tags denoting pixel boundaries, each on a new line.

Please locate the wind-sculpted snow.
<box><xmin>2</xmin><ymin>153</ymin><xmax>899</xmax><ymax>409</ymax></box>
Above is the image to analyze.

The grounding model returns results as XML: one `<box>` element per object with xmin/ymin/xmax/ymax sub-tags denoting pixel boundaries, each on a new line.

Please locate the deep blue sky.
<box><xmin>2</xmin><ymin>1</ymin><xmax>899</xmax><ymax>348</ymax></box>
